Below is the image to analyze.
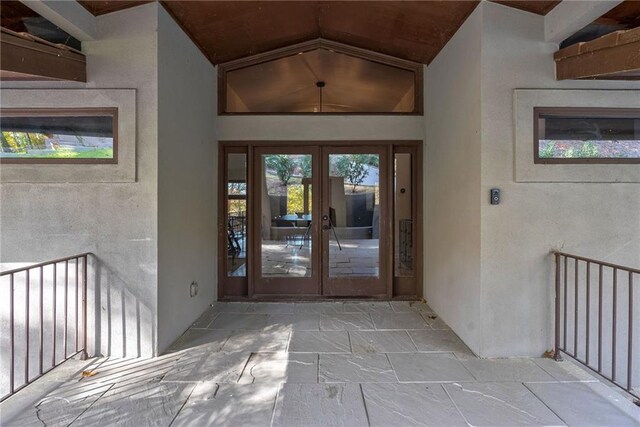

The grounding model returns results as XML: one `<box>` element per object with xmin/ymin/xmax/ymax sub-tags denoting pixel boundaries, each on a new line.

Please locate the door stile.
<box><xmin>385</xmin><ymin>143</ymin><xmax>394</xmax><ymax>298</ymax></box>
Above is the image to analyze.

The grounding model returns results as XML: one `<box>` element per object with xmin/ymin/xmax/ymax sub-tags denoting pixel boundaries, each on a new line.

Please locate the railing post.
<box><xmin>554</xmin><ymin>252</ymin><xmax>563</xmax><ymax>361</ymax></box>
<box><xmin>80</xmin><ymin>254</ymin><xmax>88</xmax><ymax>360</ymax></box>
<box><xmin>25</xmin><ymin>269</ymin><xmax>30</xmax><ymax>384</ymax></box>
<box><xmin>10</xmin><ymin>273</ymin><xmax>15</xmax><ymax>394</ymax></box>
<box><xmin>628</xmin><ymin>272</ymin><xmax>633</xmax><ymax>392</ymax></box>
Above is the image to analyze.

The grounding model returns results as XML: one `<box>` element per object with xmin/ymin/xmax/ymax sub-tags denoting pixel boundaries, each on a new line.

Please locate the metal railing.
<box><xmin>1</xmin><ymin>253</ymin><xmax>92</xmax><ymax>402</ymax></box>
<box><xmin>554</xmin><ymin>251</ymin><xmax>639</xmax><ymax>401</ymax></box>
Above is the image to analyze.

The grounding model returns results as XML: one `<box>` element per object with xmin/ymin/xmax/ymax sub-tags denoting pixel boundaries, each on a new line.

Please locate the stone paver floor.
<box><xmin>2</xmin><ymin>301</ymin><xmax>639</xmax><ymax>426</ymax></box>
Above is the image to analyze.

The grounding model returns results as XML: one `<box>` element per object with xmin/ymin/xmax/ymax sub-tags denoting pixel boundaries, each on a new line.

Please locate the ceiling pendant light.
<box><xmin>316</xmin><ymin>81</ymin><xmax>325</xmax><ymax>113</ymax></box>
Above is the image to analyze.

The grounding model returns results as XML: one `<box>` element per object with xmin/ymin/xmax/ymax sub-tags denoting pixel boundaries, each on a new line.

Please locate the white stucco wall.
<box><xmin>216</xmin><ymin>115</ymin><xmax>425</xmax><ymax>141</ymax></box>
<box><xmin>424</xmin><ymin>1</ymin><xmax>639</xmax><ymax>359</ymax></box>
<box><xmin>0</xmin><ymin>3</ymin><xmax>160</xmax><ymax>357</ymax></box>
<box><xmin>156</xmin><ymin>7</ymin><xmax>218</xmax><ymax>353</ymax></box>
<box><xmin>423</xmin><ymin>8</ymin><xmax>483</xmax><ymax>355</ymax></box>
<box><xmin>479</xmin><ymin>2</ymin><xmax>640</xmax><ymax>358</ymax></box>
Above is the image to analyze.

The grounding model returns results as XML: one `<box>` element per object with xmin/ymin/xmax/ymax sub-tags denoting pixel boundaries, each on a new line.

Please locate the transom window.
<box><xmin>0</xmin><ymin>108</ymin><xmax>117</xmax><ymax>164</ymax></box>
<box><xmin>534</xmin><ymin>107</ymin><xmax>640</xmax><ymax>164</ymax></box>
<box><xmin>219</xmin><ymin>39</ymin><xmax>422</xmax><ymax>115</ymax></box>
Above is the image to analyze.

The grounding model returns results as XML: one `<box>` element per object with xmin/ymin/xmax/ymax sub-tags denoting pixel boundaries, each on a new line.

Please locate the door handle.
<box><xmin>322</xmin><ymin>225</ymin><xmax>331</xmax><ymax>230</ymax></box>
<box><xmin>322</xmin><ymin>215</ymin><xmax>329</xmax><ymax>221</ymax></box>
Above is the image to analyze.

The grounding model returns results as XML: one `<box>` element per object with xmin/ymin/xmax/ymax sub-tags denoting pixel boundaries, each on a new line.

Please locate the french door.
<box><xmin>250</xmin><ymin>144</ymin><xmax>389</xmax><ymax>297</ymax></box>
<box><xmin>320</xmin><ymin>146</ymin><xmax>388</xmax><ymax>296</ymax></box>
<box><xmin>252</xmin><ymin>146</ymin><xmax>322</xmax><ymax>295</ymax></box>
<box><xmin>219</xmin><ymin>141</ymin><xmax>421</xmax><ymax>300</ymax></box>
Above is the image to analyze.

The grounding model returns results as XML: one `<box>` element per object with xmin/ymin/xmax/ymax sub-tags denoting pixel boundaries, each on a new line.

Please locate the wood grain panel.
<box><xmin>162</xmin><ymin>1</ymin><xmax>320</xmax><ymax>64</ymax></box>
<box><xmin>318</xmin><ymin>1</ymin><xmax>479</xmax><ymax>64</ymax></box>
<box><xmin>0</xmin><ymin>1</ymin><xmax>39</xmax><ymax>32</ymax></box>
<box><xmin>77</xmin><ymin>1</ymin><xmax>152</xmax><ymax>16</ymax></box>
<box><xmin>596</xmin><ymin>0</ymin><xmax>640</xmax><ymax>27</ymax></box>
<box><xmin>492</xmin><ymin>1</ymin><xmax>561</xmax><ymax>15</ymax></box>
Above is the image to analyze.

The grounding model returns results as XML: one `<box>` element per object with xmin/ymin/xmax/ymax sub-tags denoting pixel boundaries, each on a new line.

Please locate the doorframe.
<box><xmin>218</xmin><ymin>140</ymin><xmax>423</xmax><ymax>300</ymax></box>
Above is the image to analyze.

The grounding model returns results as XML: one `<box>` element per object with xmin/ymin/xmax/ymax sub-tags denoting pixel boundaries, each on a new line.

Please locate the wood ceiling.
<box><xmin>1</xmin><ymin>1</ymin><xmax>39</xmax><ymax>32</ymax></box>
<box><xmin>77</xmin><ymin>1</ymin><xmax>152</xmax><ymax>16</ymax></box>
<box><xmin>74</xmin><ymin>1</ymin><xmax>565</xmax><ymax>65</ymax></box>
<box><xmin>23</xmin><ymin>0</ymin><xmax>640</xmax><ymax>66</ymax></box>
<box><xmin>596</xmin><ymin>0</ymin><xmax>640</xmax><ymax>28</ymax></box>
<box><xmin>162</xmin><ymin>1</ymin><xmax>483</xmax><ymax>65</ymax></box>
<box><xmin>492</xmin><ymin>1</ymin><xmax>560</xmax><ymax>15</ymax></box>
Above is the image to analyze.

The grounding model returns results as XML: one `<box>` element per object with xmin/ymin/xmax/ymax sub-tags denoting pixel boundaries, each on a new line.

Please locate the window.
<box><xmin>219</xmin><ymin>39</ymin><xmax>422</xmax><ymax>115</ymax></box>
<box><xmin>0</xmin><ymin>108</ymin><xmax>117</xmax><ymax>163</ymax></box>
<box><xmin>534</xmin><ymin>107</ymin><xmax>640</xmax><ymax>164</ymax></box>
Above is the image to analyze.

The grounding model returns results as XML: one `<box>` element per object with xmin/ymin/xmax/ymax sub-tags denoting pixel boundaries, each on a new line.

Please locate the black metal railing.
<box><xmin>554</xmin><ymin>251</ymin><xmax>638</xmax><ymax>401</ymax></box>
<box><xmin>1</xmin><ymin>253</ymin><xmax>92</xmax><ymax>402</ymax></box>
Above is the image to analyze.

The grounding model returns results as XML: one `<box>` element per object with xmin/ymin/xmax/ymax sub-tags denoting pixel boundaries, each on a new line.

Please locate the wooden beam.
<box><xmin>1</xmin><ymin>30</ymin><xmax>86</xmax><ymax>82</ymax></box>
<box><xmin>554</xmin><ymin>27</ymin><xmax>640</xmax><ymax>80</ymax></box>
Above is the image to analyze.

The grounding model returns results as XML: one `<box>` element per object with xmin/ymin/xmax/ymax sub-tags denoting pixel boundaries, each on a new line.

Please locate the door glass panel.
<box><xmin>227</xmin><ymin>153</ymin><xmax>247</xmax><ymax>277</ymax></box>
<box><xmin>328</xmin><ymin>154</ymin><xmax>380</xmax><ymax>278</ymax></box>
<box><xmin>394</xmin><ymin>153</ymin><xmax>414</xmax><ymax>277</ymax></box>
<box><xmin>261</xmin><ymin>154</ymin><xmax>313</xmax><ymax>277</ymax></box>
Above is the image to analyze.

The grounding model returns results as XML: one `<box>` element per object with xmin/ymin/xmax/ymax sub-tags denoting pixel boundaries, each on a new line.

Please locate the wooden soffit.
<box><xmin>0</xmin><ymin>28</ymin><xmax>86</xmax><ymax>82</ymax></box>
<box><xmin>554</xmin><ymin>26</ymin><xmax>640</xmax><ymax>80</ymax></box>
<box><xmin>161</xmin><ymin>1</ymin><xmax>482</xmax><ymax>65</ymax></box>
<box><xmin>595</xmin><ymin>0</ymin><xmax>640</xmax><ymax>27</ymax></box>
<box><xmin>77</xmin><ymin>1</ymin><xmax>153</xmax><ymax>16</ymax></box>
<box><xmin>491</xmin><ymin>1</ymin><xmax>561</xmax><ymax>15</ymax></box>
<box><xmin>73</xmin><ymin>1</ymin><xmax>569</xmax><ymax>66</ymax></box>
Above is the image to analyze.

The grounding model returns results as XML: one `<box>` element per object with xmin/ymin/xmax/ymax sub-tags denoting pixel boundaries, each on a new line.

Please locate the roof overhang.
<box><xmin>0</xmin><ymin>28</ymin><xmax>86</xmax><ymax>82</ymax></box>
<box><xmin>554</xmin><ymin>26</ymin><xmax>640</xmax><ymax>80</ymax></box>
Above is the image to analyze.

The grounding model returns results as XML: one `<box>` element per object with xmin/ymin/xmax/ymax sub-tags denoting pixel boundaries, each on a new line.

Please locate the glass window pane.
<box><xmin>1</xmin><ymin>110</ymin><xmax>116</xmax><ymax>161</ymax></box>
<box><xmin>537</xmin><ymin>109</ymin><xmax>640</xmax><ymax>161</ymax></box>
<box><xmin>227</xmin><ymin>153</ymin><xmax>247</xmax><ymax>277</ymax></box>
<box><xmin>394</xmin><ymin>153</ymin><xmax>414</xmax><ymax>277</ymax></box>
<box><xmin>226</xmin><ymin>48</ymin><xmax>416</xmax><ymax>113</ymax></box>
<box><xmin>328</xmin><ymin>154</ymin><xmax>379</xmax><ymax>278</ymax></box>
<box><xmin>261</xmin><ymin>154</ymin><xmax>312</xmax><ymax>278</ymax></box>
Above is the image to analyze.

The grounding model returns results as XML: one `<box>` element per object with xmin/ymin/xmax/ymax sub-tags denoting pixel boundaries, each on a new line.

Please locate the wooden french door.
<box><xmin>252</xmin><ymin>146</ymin><xmax>322</xmax><ymax>296</ymax></box>
<box><xmin>320</xmin><ymin>146</ymin><xmax>389</xmax><ymax>297</ymax></box>
<box><xmin>250</xmin><ymin>144</ymin><xmax>389</xmax><ymax>297</ymax></box>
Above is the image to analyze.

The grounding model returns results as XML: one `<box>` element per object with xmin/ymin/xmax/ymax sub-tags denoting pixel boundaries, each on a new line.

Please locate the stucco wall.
<box><xmin>0</xmin><ymin>3</ymin><xmax>160</xmax><ymax>357</ymax></box>
<box><xmin>423</xmin><ymin>7</ymin><xmax>483</xmax><ymax>355</ymax></box>
<box><xmin>156</xmin><ymin>7</ymin><xmax>218</xmax><ymax>353</ymax></box>
<box><xmin>479</xmin><ymin>2</ymin><xmax>640</xmax><ymax>358</ymax></box>
<box><xmin>216</xmin><ymin>115</ymin><xmax>424</xmax><ymax>141</ymax></box>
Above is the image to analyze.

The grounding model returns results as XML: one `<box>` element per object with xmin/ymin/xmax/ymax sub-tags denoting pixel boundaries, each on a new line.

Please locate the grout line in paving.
<box><xmin>405</xmin><ymin>329</ymin><xmax>420</xmax><ymax>352</ymax></box>
<box><xmin>452</xmin><ymin>352</ymin><xmax>479</xmax><ymax>381</ymax></box>
<box><xmin>359</xmin><ymin>383</ymin><xmax>372</xmax><ymax>427</ymax></box>
<box><xmin>284</xmin><ymin>330</ymin><xmax>292</xmax><ymax>353</ymax></box>
<box><xmin>167</xmin><ymin>382</ymin><xmax>200</xmax><ymax>427</ymax></box>
<box><xmin>269</xmin><ymin>383</ymin><xmax>284</xmax><ymax>427</ymax></box>
<box><xmin>67</xmin><ymin>382</ymin><xmax>115</xmax><ymax>426</ymax></box>
<box><xmin>347</xmin><ymin>328</ymin><xmax>354</xmax><ymax>353</ymax></box>
<box><xmin>385</xmin><ymin>353</ymin><xmax>401</xmax><ymax>383</ymax></box>
<box><xmin>440</xmin><ymin>383</ymin><xmax>471</xmax><ymax>426</ymax></box>
<box><xmin>522</xmin><ymin>382</ymin><xmax>570</xmax><ymax>427</ymax></box>
<box><xmin>236</xmin><ymin>353</ymin><xmax>254</xmax><ymax>384</ymax></box>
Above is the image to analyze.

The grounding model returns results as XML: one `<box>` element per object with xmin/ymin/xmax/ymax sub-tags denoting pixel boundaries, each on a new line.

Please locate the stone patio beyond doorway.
<box><xmin>1</xmin><ymin>301</ymin><xmax>639</xmax><ymax>426</ymax></box>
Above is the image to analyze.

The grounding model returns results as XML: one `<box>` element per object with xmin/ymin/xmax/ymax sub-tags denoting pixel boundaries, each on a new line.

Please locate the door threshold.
<box><xmin>218</xmin><ymin>295</ymin><xmax>421</xmax><ymax>302</ymax></box>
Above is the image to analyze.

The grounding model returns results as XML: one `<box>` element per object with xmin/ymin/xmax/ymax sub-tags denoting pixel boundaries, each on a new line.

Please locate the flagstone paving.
<box><xmin>2</xmin><ymin>301</ymin><xmax>639</xmax><ymax>426</ymax></box>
